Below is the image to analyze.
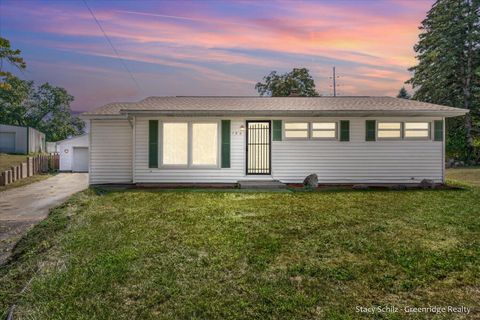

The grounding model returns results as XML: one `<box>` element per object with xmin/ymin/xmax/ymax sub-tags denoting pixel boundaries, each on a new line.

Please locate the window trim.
<box><xmin>311</xmin><ymin>122</ymin><xmax>338</xmax><ymax>140</ymax></box>
<box><xmin>283</xmin><ymin>121</ymin><xmax>310</xmax><ymax>140</ymax></box>
<box><xmin>403</xmin><ymin>121</ymin><xmax>431</xmax><ymax>140</ymax></box>
<box><xmin>376</xmin><ymin>121</ymin><xmax>402</xmax><ymax>140</ymax></box>
<box><xmin>159</xmin><ymin>120</ymin><xmax>220</xmax><ymax>169</ymax></box>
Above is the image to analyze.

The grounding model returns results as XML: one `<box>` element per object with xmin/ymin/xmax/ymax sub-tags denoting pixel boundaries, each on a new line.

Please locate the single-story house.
<box><xmin>0</xmin><ymin>124</ymin><xmax>45</xmax><ymax>154</ymax></box>
<box><xmin>57</xmin><ymin>134</ymin><xmax>89</xmax><ymax>172</ymax></box>
<box><xmin>81</xmin><ymin>96</ymin><xmax>467</xmax><ymax>186</ymax></box>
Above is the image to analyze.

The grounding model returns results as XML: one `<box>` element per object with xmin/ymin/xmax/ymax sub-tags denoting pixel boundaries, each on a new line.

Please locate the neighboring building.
<box><xmin>46</xmin><ymin>141</ymin><xmax>58</xmax><ymax>153</ymax></box>
<box><xmin>57</xmin><ymin>134</ymin><xmax>89</xmax><ymax>172</ymax></box>
<box><xmin>0</xmin><ymin>124</ymin><xmax>46</xmax><ymax>154</ymax></box>
<box><xmin>81</xmin><ymin>96</ymin><xmax>468</xmax><ymax>186</ymax></box>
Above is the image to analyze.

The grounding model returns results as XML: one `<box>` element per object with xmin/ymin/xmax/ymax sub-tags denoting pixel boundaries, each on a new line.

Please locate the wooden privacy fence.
<box><xmin>0</xmin><ymin>153</ymin><xmax>59</xmax><ymax>187</ymax></box>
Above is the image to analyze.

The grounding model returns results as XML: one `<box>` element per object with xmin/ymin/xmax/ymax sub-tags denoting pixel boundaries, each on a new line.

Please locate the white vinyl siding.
<box><xmin>128</xmin><ymin>116</ymin><xmax>444</xmax><ymax>184</ymax></box>
<box><xmin>89</xmin><ymin>120</ymin><xmax>132</xmax><ymax>184</ymax></box>
<box><xmin>272</xmin><ymin>117</ymin><xmax>443</xmax><ymax>183</ymax></box>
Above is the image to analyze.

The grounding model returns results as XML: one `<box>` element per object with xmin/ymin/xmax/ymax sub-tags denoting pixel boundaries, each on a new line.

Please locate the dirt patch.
<box><xmin>0</xmin><ymin>220</ymin><xmax>35</xmax><ymax>265</ymax></box>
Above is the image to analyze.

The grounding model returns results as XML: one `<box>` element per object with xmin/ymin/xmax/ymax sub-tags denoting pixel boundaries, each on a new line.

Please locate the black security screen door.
<box><xmin>246</xmin><ymin>121</ymin><xmax>271</xmax><ymax>175</ymax></box>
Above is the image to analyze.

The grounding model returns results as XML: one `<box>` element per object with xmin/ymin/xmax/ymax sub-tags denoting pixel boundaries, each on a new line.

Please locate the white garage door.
<box><xmin>0</xmin><ymin>132</ymin><xmax>16</xmax><ymax>153</ymax></box>
<box><xmin>72</xmin><ymin>147</ymin><xmax>89</xmax><ymax>172</ymax></box>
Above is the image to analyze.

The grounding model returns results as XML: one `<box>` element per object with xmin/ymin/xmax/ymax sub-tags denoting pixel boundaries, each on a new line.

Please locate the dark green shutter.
<box><xmin>366</xmin><ymin>120</ymin><xmax>376</xmax><ymax>141</ymax></box>
<box><xmin>434</xmin><ymin>120</ymin><xmax>443</xmax><ymax>141</ymax></box>
<box><xmin>272</xmin><ymin>120</ymin><xmax>282</xmax><ymax>141</ymax></box>
<box><xmin>340</xmin><ymin>120</ymin><xmax>350</xmax><ymax>141</ymax></box>
<box><xmin>221</xmin><ymin>120</ymin><xmax>231</xmax><ymax>168</ymax></box>
<box><xmin>148</xmin><ymin>120</ymin><xmax>158</xmax><ymax>168</ymax></box>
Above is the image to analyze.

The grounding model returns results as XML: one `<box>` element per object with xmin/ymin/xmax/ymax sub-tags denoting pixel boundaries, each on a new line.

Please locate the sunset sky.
<box><xmin>1</xmin><ymin>0</ymin><xmax>433</xmax><ymax>111</ymax></box>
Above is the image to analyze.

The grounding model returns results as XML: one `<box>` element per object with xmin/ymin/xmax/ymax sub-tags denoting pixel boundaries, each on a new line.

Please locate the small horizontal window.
<box><xmin>285</xmin><ymin>122</ymin><xmax>309</xmax><ymax>139</ymax></box>
<box><xmin>378</xmin><ymin>122</ymin><xmax>401</xmax><ymax>139</ymax></box>
<box><xmin>312</xmin><ymin>122</ymin><xmax>336</xmax><ymax>130</ymax></box>
<box><xmin>378</xmin><ymin>122</ymin><xmax>401</xmax><ymax>130</ymax></box>
<box><xmin>404</xmin><ymin>122</ymin><xmax>430</xmax><ymax>139</ymax></box>
<box><xmin>405</xmin><ymin>122</ymin><xmax>429</xmax><ymax>130</ymax></box>
<box><xmin>312</xmin><ymin>131</ymin><xmax>336</xmax><ymax>138</ymax></box>
<box><xmin>312</xmin><ymin>122</ymin><xmax>336</xmax><ymax>139</ymax></box>
<box><xmin>285</xmin><ymin>122</ymin><xmax>308</xmax><ymax>130</ymax></box>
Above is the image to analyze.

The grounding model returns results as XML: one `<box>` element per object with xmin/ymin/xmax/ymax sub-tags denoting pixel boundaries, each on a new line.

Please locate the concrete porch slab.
<box><xmin>238</xmin><ymin>180</ymin><xmax>287</xmax><ymax>189</ymax></box>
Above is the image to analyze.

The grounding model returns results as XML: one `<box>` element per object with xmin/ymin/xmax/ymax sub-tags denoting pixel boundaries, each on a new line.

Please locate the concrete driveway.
<box><xmin>0</xmin><ymin>173</ymin><xmax>88</xmax><ymax>264</ymax></box>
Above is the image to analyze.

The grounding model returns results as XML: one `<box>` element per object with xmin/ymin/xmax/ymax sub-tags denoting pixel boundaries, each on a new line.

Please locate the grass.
<box><xmin>446</xmin><ymin>166</ymin><xmax>480</xmax><ymax>186</ymax></box>
<box><xmin>0</xmin><ymin>153</ymin><xmax>54</xmax><ymax>192</ymax></box>
<box><xmin>0</xmin><ymin>153</ymin><xmax>28</xmax><ymax>172</ymax></box>
<box><xmin>1</xmin><ymin>169</ymin><xmax>479</xmax><ymax>319</ymax></box>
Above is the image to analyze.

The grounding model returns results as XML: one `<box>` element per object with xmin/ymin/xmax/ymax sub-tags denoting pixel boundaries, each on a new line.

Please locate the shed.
<box><xmin>57</xmin><ymin>134</ymin><xmax>89</xmax><ymax>172</ymax></box>
<box><xmin>0</xmin><ymin>124</ymin><xmax>46</xmax><ymax>154</ymax></box>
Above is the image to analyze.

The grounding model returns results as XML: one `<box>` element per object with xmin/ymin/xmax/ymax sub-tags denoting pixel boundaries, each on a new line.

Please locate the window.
<box><xmin>192</xmin><ymin>123</ymin><xmax>218</xmax><ymax>166</ymax></box>
<box><xmin>161</xmin><ymin>122</ymin><xmax>218</xmax><ymax>167</ymax></box>
<box><xmin>377</xmin><ymin>122</ymin><xmax>401</xmax><ymax>139</ymax></box>
<box><xmin>162</xmin><ymin>123</ymin><xmax>188</xmax><ymax>165</ymax></box>
<box><xmin>284</xmin><ymin>122</ymin><xmax>308</xmax><ymax>138</ymax></box>
<box><xmin>404</xmin><ymin>122</ymin><xmax>430</xmax><ymax>139</ymax></box>
<box><xmin>311</xmin><ymin>122</ymin><xmax>336</xmax><ymax>139</ymax></box>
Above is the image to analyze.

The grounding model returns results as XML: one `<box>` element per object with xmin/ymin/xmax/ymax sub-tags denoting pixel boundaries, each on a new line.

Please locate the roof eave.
<box><xmin>117</xmin><ymin>109</ymin><xmax>468</xmax><ymax>118</ymax></box>
<box><xmin>79</xmin><ymin>114</ymin><xmax>129</xmax><ymax>120</ymax></box>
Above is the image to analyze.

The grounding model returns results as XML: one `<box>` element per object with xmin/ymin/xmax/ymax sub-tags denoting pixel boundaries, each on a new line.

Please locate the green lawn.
<box><xmin>446</xmin><ymin>166</ymin><xmax>480</xmax><ymax>186</ymax></box>
<box><xmin>0</xmin><ymin>153</ymin><xmax>27</xmax><ymax>172</ymax></box>
<box><xmin>0</xmin><ymin>153</ymin><xmax>53</xmax><ymax>192</ymax></box>
<box><xmin>1</xmin><ymin>170</ymin><xmax>479</xmax><ymax>319</ymax></box>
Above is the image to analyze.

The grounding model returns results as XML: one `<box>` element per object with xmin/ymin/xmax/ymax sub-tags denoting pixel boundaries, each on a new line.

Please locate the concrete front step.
<box><xmin>238</xmin><ymin>180</ymin><xmax>287</xmax><ymax>189</ymax></box>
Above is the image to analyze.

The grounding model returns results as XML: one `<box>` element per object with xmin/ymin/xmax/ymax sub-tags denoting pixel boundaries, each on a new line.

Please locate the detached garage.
<box><xmin>57</xmin><ymin>134</ymin><xmax>89</xmax><ymax>172</ymax></box>
<box><xmin>0</xmin><ymin>124</ymin><xmax>46</xmax><ymax>154</ymax></box>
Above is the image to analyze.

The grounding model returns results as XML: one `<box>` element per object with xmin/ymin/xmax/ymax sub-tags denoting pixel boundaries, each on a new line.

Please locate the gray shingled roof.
<box><xmin>82</xmin><ymin>96</ymin><xmax>468</xmax><ymax>117</ymax></box>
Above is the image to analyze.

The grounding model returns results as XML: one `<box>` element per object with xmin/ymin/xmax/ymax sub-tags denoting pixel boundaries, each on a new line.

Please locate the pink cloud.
<box><xmin>2</xmin><ymin>0</ymin><xmax>431</xmax><ymax>108</ymax></box>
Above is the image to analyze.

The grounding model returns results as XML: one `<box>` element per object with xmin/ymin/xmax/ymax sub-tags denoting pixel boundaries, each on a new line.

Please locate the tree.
<box><xmin>407</xmin><ymin>0</ymin><xmax>480</xmax><ymax>161</ymax></box>
<box><xmin>0</xmin><ymin>76</ymin><xmax>35</xmax><ymax>126</ymax></box>
<box><xmin>396</xmin><ymin>87</ymin><xmax>411</xmax><ymax>99</ymax></box>
<box><xmin>0</xmin><ymin>37</ymin><xmax>26</xmax><ymax>90</ymax></box>
<box><xmin>0</xmin><ymin>76</ymin><xmax>84</xmax><ymax>142</ymax></box>
<box><xmin>255</xmin><ymin>68</ymin><xmax>319</xmax><ymax>97</ymax></box>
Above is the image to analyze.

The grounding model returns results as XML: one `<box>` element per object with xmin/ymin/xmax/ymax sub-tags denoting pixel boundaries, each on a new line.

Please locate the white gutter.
<box><xmin>117</xmin><ymin>109</ymin><xmax>468</xmax><ymax>118</ymax></box>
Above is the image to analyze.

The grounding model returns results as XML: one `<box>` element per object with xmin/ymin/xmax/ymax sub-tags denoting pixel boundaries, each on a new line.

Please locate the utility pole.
<box><xmin>329</xmin><ymin>66</ymin><xmax>339</xmax><ymax>96</ymax></box>
<box><xmin>333</xmin><ymin>66</ymin><xmax>336</xmax><ymax>97</ymax></box>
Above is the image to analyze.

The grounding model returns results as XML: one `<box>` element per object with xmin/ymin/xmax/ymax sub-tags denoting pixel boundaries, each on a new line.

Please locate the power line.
<box><xmin>82</xmin><ymin>0</ymin><xmax>143</xmax><ymax>93</ymax></box>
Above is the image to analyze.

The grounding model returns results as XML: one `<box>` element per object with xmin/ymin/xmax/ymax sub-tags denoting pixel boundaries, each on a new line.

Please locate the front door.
<box><xmin>246</xmin><ymin>121</ymin><xmax>271</xmax><ymax>175</ymax></box>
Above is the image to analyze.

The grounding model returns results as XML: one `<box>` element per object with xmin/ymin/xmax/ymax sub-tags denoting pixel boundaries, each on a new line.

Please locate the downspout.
<box><xmin>88</xmin><ymin>120</ymin><xmax>92</xmax><ymax>185</ymax></box>
<box><xmin>442</xmin><ymin>117</ymin><xmax>445</xmax><ymax>184</ymax></box>
<box><xmin>131</xmin><ymin>116</ymin><xmax>136</xmax><ymax>184</ymax></box>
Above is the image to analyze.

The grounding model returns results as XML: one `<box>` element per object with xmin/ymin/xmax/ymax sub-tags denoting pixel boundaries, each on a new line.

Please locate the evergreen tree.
<box><xmin>407</xmin><ymin>0</ymin><xmax>480</xmax><ymax>160</ymax></box>
<box><xmin>0</xmin><ymin>37</ymin><xmax>26</xmax><ymax>90</ymax></box>
<box><xmin>397</xmin><ymin>87</ymin><xmax>411</xmax><ymax>99</ymax></box>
